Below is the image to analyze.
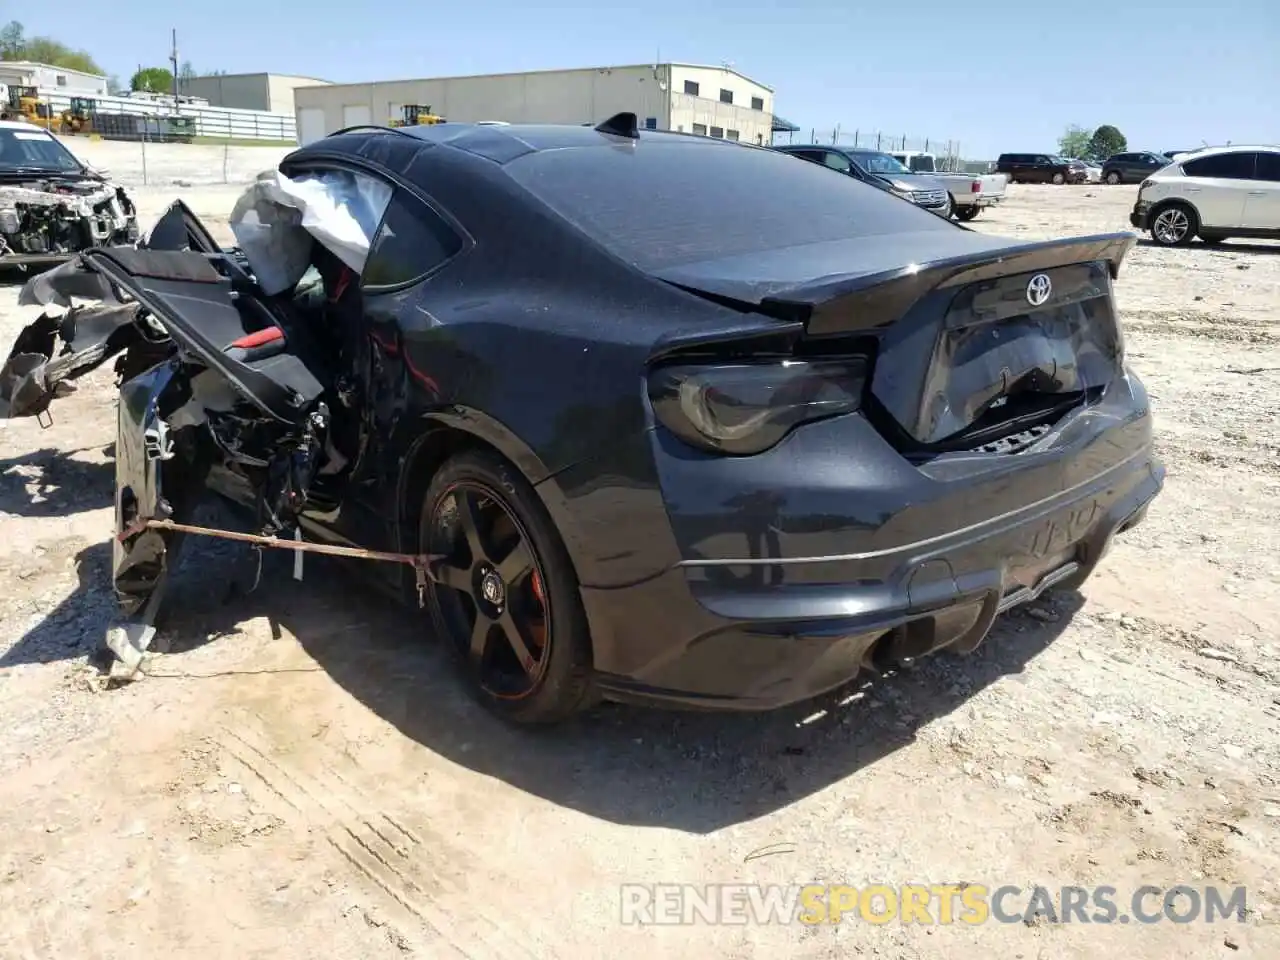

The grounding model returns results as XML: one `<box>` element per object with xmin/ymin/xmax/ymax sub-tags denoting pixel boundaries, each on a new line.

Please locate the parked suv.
<box><xmin>1101</xmin><ymin>152</ymin><xmax>1170</xmax><ymax>185</ymax></box>
<box><xmin>773</xmin><ymin>145</ymin><xmax>953</xmax><ymax>215</ymax></box>
<box><xmin>1130</xmin><ymin>145</ymin><xmax>1280</xmax><ymax>246</ymax></box>
<box><xmin>996</xmin><ymin>153</ymin><xmax>1088</xmax><ymax>185</ymax></box>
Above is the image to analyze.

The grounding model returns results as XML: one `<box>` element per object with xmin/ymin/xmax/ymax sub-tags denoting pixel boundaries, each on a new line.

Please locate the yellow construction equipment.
<box><xmin>59</xmin><ymin>97</ymin><xmax>97</xmax><ymax>135</ymax></box>
<box><xmin>389</xmin><ymin>104</ymin><xmax>446</xmax><ymax>127</ymax></box>
<box><xmin>1</xmin><ymin>86</ymin><xmax>57</xmax><ymax>129</ymax></box>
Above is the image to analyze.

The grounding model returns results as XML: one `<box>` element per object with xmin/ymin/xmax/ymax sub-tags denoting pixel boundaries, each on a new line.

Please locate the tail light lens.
<box><xmin>648</xmin><ymin>358</ymin><xmax>868</xmax><ymax>455</ymax></box>
<box><xmin>971</xmin><ymin>180</ymin><xmax>981</xmax><ymax>193</ymax></box>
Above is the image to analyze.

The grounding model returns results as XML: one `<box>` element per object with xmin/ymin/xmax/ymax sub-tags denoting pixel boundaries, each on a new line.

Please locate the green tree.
<box><xmin>0</xmin><ymin>20</ymin><xmax>105</xmax><ymax>74</ymax></box>
<box><xmin>1057</xmin><ymin>124</ymin><xmax>1091</xmax><ymax>159</ymax></box>
<box><xmin>1087</xmin><ymin>125</ymin><xmax>1127</xmax><ymax>162</ymax></box>
<box><xmin>0</xmin><ymin>21</ymin><xmax>23</xmax><ymax>59</ymax></box>
<box><xmin>130</xmin><ymin>66</ymin><xmax>174</xmax><ymax>93</ymax></box>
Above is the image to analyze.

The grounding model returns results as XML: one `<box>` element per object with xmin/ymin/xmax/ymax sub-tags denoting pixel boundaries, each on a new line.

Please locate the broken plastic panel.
<box><xmin>229</xmin><ymin>168</ymin><xmax>393</xmax><ymax>296</ymax></box>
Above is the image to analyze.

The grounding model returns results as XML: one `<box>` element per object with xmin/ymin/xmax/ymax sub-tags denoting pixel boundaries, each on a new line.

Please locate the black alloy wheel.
<box><xmin>431</xmin><ymin>482</ymin><xmax>549</xmax><ymax>697</ymax></box>
<box><xmin>421</xmin><ymin>449</ymin><xmax>596</xmax><ymax>723</ymax></box>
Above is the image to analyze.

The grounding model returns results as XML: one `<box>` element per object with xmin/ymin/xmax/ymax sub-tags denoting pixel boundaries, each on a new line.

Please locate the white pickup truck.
<box><xmin>888</xmin><ymin>151</ymin><xmax>1008</xmax><ymax>221</ymax></box>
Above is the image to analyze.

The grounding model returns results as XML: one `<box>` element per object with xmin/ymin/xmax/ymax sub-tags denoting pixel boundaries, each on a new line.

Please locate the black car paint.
<box><xmin>2</xmin><ymin>124</ymin><xmax>1163</xmax><ymax>713</ymax></box>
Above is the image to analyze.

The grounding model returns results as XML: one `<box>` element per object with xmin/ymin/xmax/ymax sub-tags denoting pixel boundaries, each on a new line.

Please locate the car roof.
<box><xmin>1173</xmin><ymin>143</ymin><xmax>1280</xmax><ymax>161</ymax></box>
<box><xmin>319</xmin><ymin>121</ymin><xmax>771</xmax><ymax>166</ymax></box>
<box><xmin>0</xmin><ymin>120</ymin><xmax>53</xmax><ymax>133</ymax></box>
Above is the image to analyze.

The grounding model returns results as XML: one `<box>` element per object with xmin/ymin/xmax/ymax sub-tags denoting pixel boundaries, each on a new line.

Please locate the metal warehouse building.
<box><xmin>177</xmin><ymin>72</ymin><xmax>333</xmax><ymax>115</ymax></box>
<box><xmin>293</xmin><ymin>62</ymin><xmax>776</xmax><ymax>146</ymax></box>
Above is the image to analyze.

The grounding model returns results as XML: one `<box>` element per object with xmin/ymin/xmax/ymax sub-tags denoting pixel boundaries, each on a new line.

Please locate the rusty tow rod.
<box><xmin>116</xmin><ymin>517</ymin><xmax>450</xmax><ymax>607</ymax></box>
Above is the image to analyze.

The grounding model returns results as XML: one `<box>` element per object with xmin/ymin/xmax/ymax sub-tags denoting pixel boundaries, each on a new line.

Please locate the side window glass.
<box><xmin>1183</xmin><ymin>152</ymin><xmax>1257</xmax><ymax>180</ymax></box>
<box><xmin>1254</xmin><ymin>152</ymin><xmax>1280</xmax><ymax>182</ymax></box>
<box><xmin>363</xmin><ymin>189</ymin><xmax>463</xmax><ymax>289</ymax></box>
<box><xmin>823</xmin><ymin>152</ymin><xmax>852</xmax><ymax>174</ymax></box>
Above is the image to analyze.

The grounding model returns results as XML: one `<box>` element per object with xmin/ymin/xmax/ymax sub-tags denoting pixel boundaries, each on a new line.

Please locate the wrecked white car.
<box><xmin>0</xmin><ymin>120</ymin><xmax>138</xmax><ymax>267</ymax></box>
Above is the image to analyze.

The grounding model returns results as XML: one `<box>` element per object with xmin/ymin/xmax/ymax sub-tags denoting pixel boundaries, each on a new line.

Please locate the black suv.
<box><xmin>1100</xmin><ymin>152</ymin><xmax>1170</xmax><ymax>185</ymax></box>
<box><xmin>996</xmin><ymin>153</ymin><xmax>1088</xmax><ymax>185</ymax></box>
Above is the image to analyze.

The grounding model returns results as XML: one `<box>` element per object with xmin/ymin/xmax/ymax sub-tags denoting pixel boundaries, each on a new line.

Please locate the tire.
<box><xmin>943</xmin><ymin>194</ymin><xmax>955</xmax><ymax>218</ymax></box>
<box><xmin>1148</xmin><ymin>202</ymin><xmax>1198</xmax><ymax>247</ymax></box>
<box><xmin>1105</xmin><ymin>172</ymin><xmax>1121</xmax><ymax>185</ymax></box>
<box><xmin>419</xmin><ymin>448</ymin><xmax>597</xmax><ymax>724</ymax></box>
<box><xmin>955</xmin><ymin>205</ymin><xmax>981</xmax><ymax>221</ymax></box>
<box><xmin>1051</xmin><ymin>172</ymin><xmax>1065</xmax><ymax>185</ymax></box>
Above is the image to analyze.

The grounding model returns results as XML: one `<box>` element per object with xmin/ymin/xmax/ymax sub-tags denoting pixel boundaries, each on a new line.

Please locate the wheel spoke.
<box><xmin>453</xmin><ymin>491</ymin><xmax>489</xmax><ymax>563</ymax></box>
<box><xmin>496</xmin><ymin>610</ymin><xmax>538</xmax><ymax>677</ymax></box>
<box><xmin>469</xmin><ymin>615</ymin><xmax>493</xmax><ymax>668</ymax></box>
<box><xmin>436</xmin><ymin>562</ymin><xmax>473</xmax><ymax>593</ymax></box>
<box><xmin>495</xmin><ymin>538</ymin><xmax>534</xmax><ymax>586</ymax></box>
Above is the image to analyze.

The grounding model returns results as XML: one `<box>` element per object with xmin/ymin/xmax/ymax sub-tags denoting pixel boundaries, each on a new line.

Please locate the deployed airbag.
<box><xmin>229</xmin><ymin>169</ymin><xmax>393</xmax><ymax>296</ymax></box>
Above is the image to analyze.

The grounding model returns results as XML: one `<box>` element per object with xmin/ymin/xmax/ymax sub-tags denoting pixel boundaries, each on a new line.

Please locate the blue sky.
<box><xmin>20</xmin><ymin>0</ymin><xmax>1280</xmax><ymax>158</ymax></box>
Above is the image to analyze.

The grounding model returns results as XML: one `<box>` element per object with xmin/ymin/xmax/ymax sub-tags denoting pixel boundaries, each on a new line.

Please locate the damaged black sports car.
<box><xmin>0</xmin><ymin>115</ymin><xmax>1164</xmax><ymax>724</ymax></box>
<box><xmin>0</xmin><ymin>120</ymin><xmax>138</xmax><ymax>266</ymax></box>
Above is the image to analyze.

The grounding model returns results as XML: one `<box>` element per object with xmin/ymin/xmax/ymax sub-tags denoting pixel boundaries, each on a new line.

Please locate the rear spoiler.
<box><xmin>765</xmin><ymin>232</ymin><xmax>1136</xmax><ymax>337</ymax></box>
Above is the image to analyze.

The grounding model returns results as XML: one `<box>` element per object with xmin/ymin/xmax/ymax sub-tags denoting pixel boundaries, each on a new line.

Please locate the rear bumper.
<box><xmin>588</xmin><ymin>443</ymin><xmax>1162</xmax><ymax>711</ymax></box>
<box><xmin>576</xmin><ymin>376</ymin><xmax>1167</xmax><ymax>716</ymax></box>
<box><xmin>957</xmin><ymin>195</ymin><xmax>1003</xmax><ymax>208</ymax></box>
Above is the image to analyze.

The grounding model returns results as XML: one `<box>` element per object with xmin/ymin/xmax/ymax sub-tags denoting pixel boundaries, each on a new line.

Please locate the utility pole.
<box><xmin>169</xmin><ymin>29</ymin><xmax>179</xmax><ymax>100</ymax></box>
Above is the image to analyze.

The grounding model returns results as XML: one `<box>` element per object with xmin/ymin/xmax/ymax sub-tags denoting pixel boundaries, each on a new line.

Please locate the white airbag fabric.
<box><xmin>229</xmin><ymin>168</ymin><xmax>393</xmax><ymax>296</ymax></box>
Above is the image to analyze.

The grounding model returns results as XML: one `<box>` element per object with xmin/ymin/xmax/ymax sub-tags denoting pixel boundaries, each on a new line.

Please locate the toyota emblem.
<box><xmin>1025</xmin><ymin>274</ymin><xmax>1053</xmax><ymax>307</ymax></box>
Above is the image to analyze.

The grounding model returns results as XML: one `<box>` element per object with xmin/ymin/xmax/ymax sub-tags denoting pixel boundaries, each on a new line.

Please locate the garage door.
<box><xmin>342</xmin><ymin>104</ymin><xmax>372</xmax><ymax>128</ymax></box>
<box><xmin>297</xmin><ymin>108</ymin><xmax>325</xmax><ymax>145</ymax></box>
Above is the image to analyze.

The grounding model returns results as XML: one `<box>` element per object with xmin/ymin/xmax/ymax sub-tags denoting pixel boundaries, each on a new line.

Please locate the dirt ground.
<box><xmin>1</xmin><ymin>144</ymin><xmax>1278</xmax><ymax>960</ymax></box>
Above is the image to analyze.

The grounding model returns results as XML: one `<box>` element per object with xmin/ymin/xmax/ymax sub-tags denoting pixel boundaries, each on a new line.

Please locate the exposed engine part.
<box><xmin>258</xmin><ymin>403</ymin><xmax>330</xmax><ymax>535</ymax></box>
<box><xmin>0</xmin><ymin>178</ymin><xmax>138</xmax><ymax>258</ymax></box>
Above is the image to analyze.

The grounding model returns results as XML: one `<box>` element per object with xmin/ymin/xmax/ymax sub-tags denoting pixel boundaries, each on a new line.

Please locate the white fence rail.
<box><xmin>22</xmin><ymin>90</ymin><xmax>296</xmax><ymax>142</ymax></box>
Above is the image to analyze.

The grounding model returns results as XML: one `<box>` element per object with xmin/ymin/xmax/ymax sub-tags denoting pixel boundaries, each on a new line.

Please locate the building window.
<box><xmin>55</xmin><ymin>75</ymin><xmax>67</xmax><ymax>87</ymax></box>
<box><xmin>719</xmin><ymin>89</ymin><xmax>733</xmax><ymax>105</ymax></box>
<box><xmin>683</xmin><ymin>80</ymin><xmax>700</xmax><ymax>96</ymax></box>
<box><xmin>727</xmin><ymin>129</ymin><xmax>740</xmax><ymax>141</ymax></box>
<box><xmin>710</xmin><ymin>126</ymin><xmax>724</xmax><ymax>139</ymax></box>
<box><xmin>644</xmin><ymin>117</ymin><xmax>657</xmax><ymax>130</ymax></box>
<box><xmin>692</xmin><ymin>123</ymin><xmax>707</xmax><ymax>136</ymax></box>
<box><xmin>751</xmin><ymin>96</ymin><xmax>764</xmax><ymax>111</ymax></box>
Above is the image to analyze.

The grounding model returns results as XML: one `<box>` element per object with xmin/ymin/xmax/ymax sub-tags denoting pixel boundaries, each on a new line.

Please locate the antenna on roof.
<box><xmin>595</xmin><ymin>111</ymin><xmax>639</xmax><ymax>139</ymax></box>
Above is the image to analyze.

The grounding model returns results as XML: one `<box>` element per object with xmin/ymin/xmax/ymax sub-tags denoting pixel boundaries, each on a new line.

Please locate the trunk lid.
<box><xmin>654</xmin><ymin>230</ymin><xmax>1136</xmax><ymax>452</ymax></box>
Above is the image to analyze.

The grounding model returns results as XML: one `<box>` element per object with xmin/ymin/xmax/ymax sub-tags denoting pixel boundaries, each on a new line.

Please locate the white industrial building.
<box><xmin>293</xmin><ymin>63</ymin><xmax>778</xmax><ymax>146</ymax></box>
<box><xmin>0</xmin><ymin>60</ymin><xmax>108</xmax><ymax>96</ymax></box>
<box><xmin>177</xmin><ymin>72</ymin><xmax>333</xmax><ymax>115</ymax></box>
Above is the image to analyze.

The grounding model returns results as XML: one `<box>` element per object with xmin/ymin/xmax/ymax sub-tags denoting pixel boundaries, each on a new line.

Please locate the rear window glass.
<box><xmin>505</xmin><ymin>139</ymin><xmax>954</xmax><ymax>271</ymax></box>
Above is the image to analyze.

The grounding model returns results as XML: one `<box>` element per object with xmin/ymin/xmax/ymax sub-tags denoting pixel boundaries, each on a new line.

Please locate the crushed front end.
<box><xmin>0</xmin><ymin>176</ymin><xmax>138</xmax><ymax>266</ymax></box>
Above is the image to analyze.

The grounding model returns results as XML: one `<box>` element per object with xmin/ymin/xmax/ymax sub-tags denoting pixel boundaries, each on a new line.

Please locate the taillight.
<box><xmin>648</xmin><ymin>358</ymin><xmax>868</xmax><ymax>455</ymax></box>
<box><xmin>971</xmin><ymin>180</ymin><xmax>981</xmax><ymax>193</ymax></box>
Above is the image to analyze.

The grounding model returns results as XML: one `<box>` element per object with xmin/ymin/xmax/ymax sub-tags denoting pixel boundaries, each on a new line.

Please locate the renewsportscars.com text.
<box><xmin>620</xmin><ymin>883</ymin><xmax>1248</xmax><ymax>926</ymax></box>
